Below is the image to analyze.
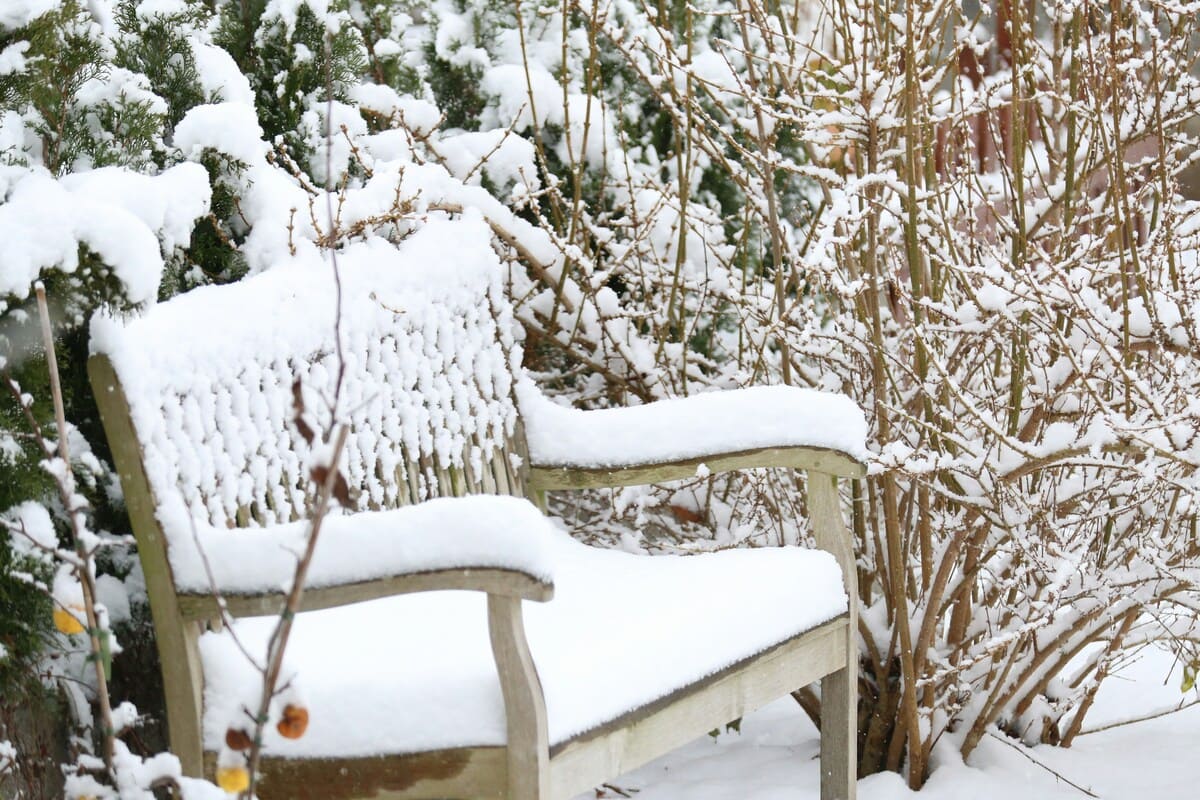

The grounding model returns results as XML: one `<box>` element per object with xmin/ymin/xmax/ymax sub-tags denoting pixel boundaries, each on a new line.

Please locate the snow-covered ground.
<box><xmin>578</xmin><ymin>648</ymin><xmax>1199</xmax><ymax>800</ymax></box>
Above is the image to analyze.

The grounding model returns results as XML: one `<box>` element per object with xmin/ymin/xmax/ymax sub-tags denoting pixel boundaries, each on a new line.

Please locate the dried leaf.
<box><xmin>669</xmin><ymin>504</ymin><xmax>704</xmax><ymax>525</ymax></box>
<box><xmin>225</xmin><ymin>727</ymin><xmax>253</xmax><ymax>751</ymax></box>
<box><xmin>291</xmin><ymin>377</ymin><xmax>314</xmax><ymax>444</ymax></box>
<box><xmin>276</xmin><ymin>704</ymin><xmax>309</xmax><ymax>740</ymax></box>
<box><xmin>332</xmin><ymin>473</ymin><xmax>352</xmax><ymax>506</ymax></box>
<box><xmin>310</xmin><ymin>464</ymin><xmax>355</xmax><ymax>507</ymax></box>
<box><xmin>295</xmin><ymin>416</ymin><xmax>315</xmax><ymax>445</ymax></box>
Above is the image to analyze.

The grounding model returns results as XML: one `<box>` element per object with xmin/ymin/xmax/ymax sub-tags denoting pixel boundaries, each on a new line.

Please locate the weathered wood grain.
<box><xmin>489</xmin><ymin>595</ymin><xmax>550</xmax><ymax>800</ymax></box>
<box><xmin>205</xmin><ymin>747</ymin><xmax>507</xmax><ymax>800</ymax></box>
<box><xmin>91</xmin><ymin>345</ymin><xmax>865</xmax><ymax>799</ymax></box>
<box><xmin>809</xmin><ymin>474</ymin><xmax>859</xmax><ymax>800</ymax></box>
<box><xmin>176</xmin><ymin>567</ymin><xmax>554</xmax><ymax>621</ymax></box>
<box><xmin>89</xmin><ymin>354</ymin><xmax>206</xmax><ymax>776</ymax></box>
<box><xmin>529</xmin><ymin>445</ymin><xmax>866</xmax><ymax>490</ymax></box>
<box><xmin>548</xmin><ymin>616</ymin><xmax>850</xmax><ymax>800</ymax></box>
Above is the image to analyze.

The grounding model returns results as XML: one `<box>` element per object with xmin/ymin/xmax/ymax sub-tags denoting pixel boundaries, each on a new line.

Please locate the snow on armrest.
<box><xmin>520</xmin><ymin>384</ymin><xmax>870</xmax><ymax>470</ymax></box>
<box><xmin>164</xmin><ymin>495</ymin><xmax>555</xmax><ymax>597</ymax></box>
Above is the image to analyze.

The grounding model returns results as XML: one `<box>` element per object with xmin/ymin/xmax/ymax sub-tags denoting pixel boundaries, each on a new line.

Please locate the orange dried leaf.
<box><xmin>668</xmin><ymin>504</ymin><xmax>704</xmax><ymax>525</ymax></box>
<box><xmin>276</xmin><ymin>704</ymin><xmax>309</xmax><ymax>740</ymax></box>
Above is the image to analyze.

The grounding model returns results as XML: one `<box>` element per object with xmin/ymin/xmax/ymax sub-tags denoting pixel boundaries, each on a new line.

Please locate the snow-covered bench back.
<box><xmin>90</xmin><ymin>219</ymin><xmax>527</xmax><ymax>533</ymax></box>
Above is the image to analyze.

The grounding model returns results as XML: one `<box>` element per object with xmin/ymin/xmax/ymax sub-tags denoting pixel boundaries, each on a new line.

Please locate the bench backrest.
<box><xmin>90</xmin><ymin>219</ymin><xmax>529</xmax><ymax>560</ymax></box>
<box><xmin>87</xmin><ymin>217</ymin><xmax>541</xmax><ymax>773</ymax></box>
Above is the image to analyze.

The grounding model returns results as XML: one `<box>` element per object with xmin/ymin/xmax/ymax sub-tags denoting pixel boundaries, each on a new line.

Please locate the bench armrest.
<box><xmin>168</xmin><ymin>495</ymin><xmax>556</xmax><ymax>621</ymax></box>
<box><xmin>521</xmin><ymin>384</ymin><xmax>869</xmax><ymax>490</ymax></box>
<box><xmin>177</xmin><ymin>567</ymin><xmax>550</xmax><ymax>620</ymax></box>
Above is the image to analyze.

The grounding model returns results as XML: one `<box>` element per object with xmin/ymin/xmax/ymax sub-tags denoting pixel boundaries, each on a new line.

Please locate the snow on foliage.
<box><xmin>173</xmin><ymin>102</ymin><xmax>268</xmax><ymax>165</ymax></box>
<box><xmin>0</xmin><ymin>165</ymin><xmax>209</xmax><ymax>310</ymax></box>
<box><xmin>0</xmin><ymin>0</ymin><xmax>60</xmax><ymax>31</ymax></box>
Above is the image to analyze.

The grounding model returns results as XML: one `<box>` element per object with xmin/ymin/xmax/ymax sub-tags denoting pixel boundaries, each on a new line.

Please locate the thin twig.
<box><xmin>240</xmin><ymin>30</ymin><xmax>351</xmax><ymax>798</ymax></box>
<box><xmin>35</xmin><ymin>284</ymin><xmax>117</xmax><ymax>772</ymax></box>
<box><xmin>242</xmin><ymin>424</ymin><xmax>350</xmax><ymax>798</ymax></box>
<box><xmin>186</xmin><ymin>517</ymin><xmax>262</xmax><ymax>670</ymax></box>
<box><xmin>984</xmin><ymin>732</ymin><xmax>1099</xmax><ymax>798</ymax></box>
<box><xmin>1076</xmin><ymin>697</ymin><xmax>1200</xmax><ymax>737</ymax></box>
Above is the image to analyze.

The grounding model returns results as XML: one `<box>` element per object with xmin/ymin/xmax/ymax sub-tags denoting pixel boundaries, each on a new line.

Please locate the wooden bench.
<box><xmin>88</xmin><ymin>216</ymin><xmax>866</xmax><ymax>800</ymax></box>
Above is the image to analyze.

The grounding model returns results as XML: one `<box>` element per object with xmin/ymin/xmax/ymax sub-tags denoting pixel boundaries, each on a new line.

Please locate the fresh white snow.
<box><xmin>199</xmin><ymin>527</ymin><xmax>847</xmax><ymax>757</ymax></box>
<box><xmin>172</xmin><ymin>102</ymin><xmax>269</xmax><ymax>165</ymax></box>
<box><xmin>87</xmin><ymin>204</ymin><xmax>864</xmax><ymax>766</ymax></box>
<box><xmin>583</xmin><ymin>647</ymin><xmax>1200</xmax><ymax>800</ymax></box>
<box><xmin>521</xmin><ymin>383</ymin><xmax>871</xmax><ymax>469</ymax></box>
<box><xmin>91</xmin><ymin>214</ymin><xmax>523</xmax><ymax>532</ymax></box>
<box><xmin>169</xmin><ymin>495</ymin><xmax>557</xmax><ymax>593</ymax></box>
<box><xmin>0</xmin><ymin>165</ymin><xmax>209</xmax><ymax>305</ymax></box>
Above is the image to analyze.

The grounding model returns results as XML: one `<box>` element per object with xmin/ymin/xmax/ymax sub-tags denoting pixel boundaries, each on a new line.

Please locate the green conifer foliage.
<box><xmin>112</xmin><ymin>0</ymin><xmax>208</xmax><ymax>137</ymax></box>
<box><xmin>0</xmin><ymin>0</ymin><xmax>191</xmax><ymax>727</ymax></box>
<box><xmin>424</xmin><ymin>49</ymin><xmax>483</xmax><ymax>132</ymax></box>
<box><xmin>0</xmin><ymin>0</ymin><xmax>169</xmax><ymax>173</ymax></box>
<box><xmin>0</xmin><ymin>262</ymin><xmax>138</xmax><ymax>705</ymax></box>
<box><xmin>422</xmin><ymin>0</ymin><xmax>512</xmax><ymax>131</ymax></box>
<box><xmin>0</xmin><ymin>334</ymin><xmax>55</xmax><ymax>690</ymax></box>
<box><xmin>215</xmin><ymin>0</ymin><xmax>364</xmax><ymax>171</ymax></box>
<box><xmin>352</xmin><ymin>0</ymin><xmax>423</xmax><ymax>108</ymax></box>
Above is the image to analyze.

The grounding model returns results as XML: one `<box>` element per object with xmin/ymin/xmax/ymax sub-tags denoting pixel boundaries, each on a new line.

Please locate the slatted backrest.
<box><xmin>90</xmin><ymin>218</ymin><xmax>528</xmax><ymax>564</ymax></box>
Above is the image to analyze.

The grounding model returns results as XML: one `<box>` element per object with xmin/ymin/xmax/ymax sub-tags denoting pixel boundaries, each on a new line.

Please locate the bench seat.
<box><xmin>198</xmin><ymin>522</ymin><xmax>847</xmax><ymax>759</ymax></box>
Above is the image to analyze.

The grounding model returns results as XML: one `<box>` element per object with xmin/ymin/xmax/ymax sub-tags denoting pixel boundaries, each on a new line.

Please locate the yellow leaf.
<box><xmin>53</xmin><ymin>607</ymin><xmax>85</xmax><ymax>635</ymax></box>
<box><xmin>216</xmin><ymin>766</ymin><xmax>250</xmax><ymax>794</ymax></box>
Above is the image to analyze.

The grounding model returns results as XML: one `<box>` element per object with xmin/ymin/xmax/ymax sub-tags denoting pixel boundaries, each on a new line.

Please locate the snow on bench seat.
<box><xmin>520</xmin><ymin>384</ymin><xmax>870</xmax><ymax>469</ymax></box>
<box><xmin>198</xmin><ymin>527</ymin><xmax>847</xmax><ymax>758</ymax></box>
<box><xmin>166</xmin><ymin>495</ymin><xmax>556</xmax><ymax>594</ymax></box>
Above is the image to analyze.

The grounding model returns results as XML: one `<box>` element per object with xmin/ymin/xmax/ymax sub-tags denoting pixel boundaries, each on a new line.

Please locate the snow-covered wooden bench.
<box><xmin>87</xmin><ymin>217</ymin><xmax>867</xmax><ymax>800</ymax></box>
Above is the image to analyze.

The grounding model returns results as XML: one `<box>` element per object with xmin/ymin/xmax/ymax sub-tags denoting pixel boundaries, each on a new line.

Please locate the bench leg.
<box><xmin>160</xmin><ymin>618</ymin><xmax>206</xmax><ymax>778</ymax></box>
<box><xmin>820</xmin><ymin>663</ymin><xmax>856</xmax><ymax>800</ymax></box>
<box><xmin>488</xmin><ymin>595</ymin><xmax>549</xmax><ymax>800</ymax></box>
<box><xmin>807</xmin><ymin>474</ymin><xmax>858</xmax><ymax>800</ymax></box>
